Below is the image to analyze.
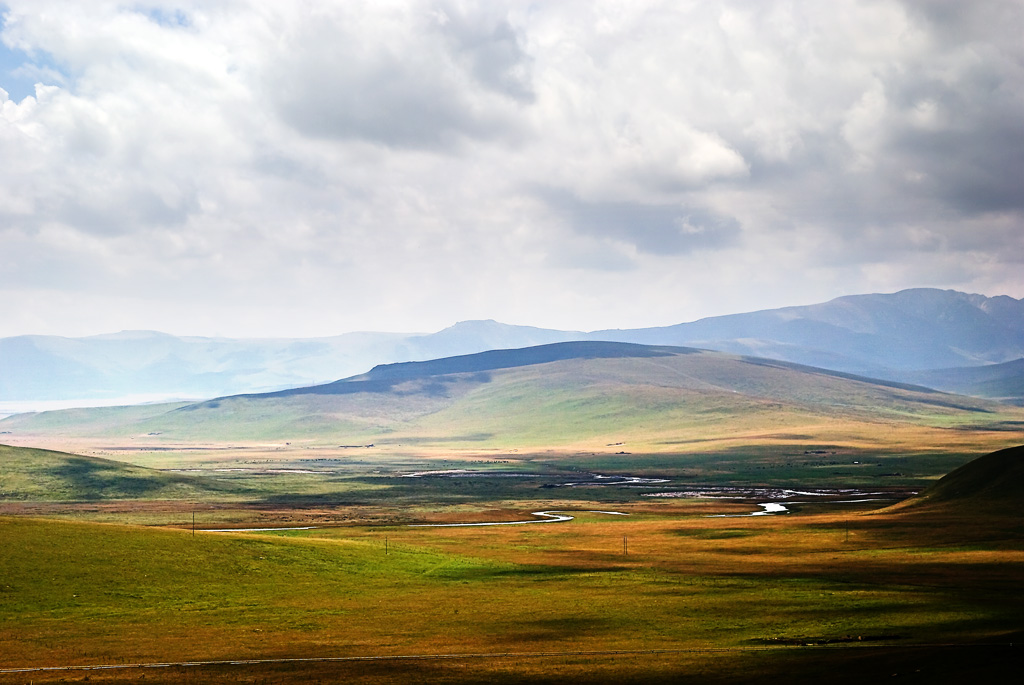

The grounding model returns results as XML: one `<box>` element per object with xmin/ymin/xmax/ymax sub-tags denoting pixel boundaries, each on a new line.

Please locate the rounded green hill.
<box><xmin>914</xmin><ymin>444</ymin><xmax>1024</xmax><ymax>511</ymax></box>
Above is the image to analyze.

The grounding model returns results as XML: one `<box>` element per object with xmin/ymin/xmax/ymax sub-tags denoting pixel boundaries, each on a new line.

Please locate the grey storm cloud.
<box><xmin>438</xmin><ymin>7</ymin><xmax>534</xmax><ymax>103</ymax></box>
<box><xmin>683</xmin><ymin>0</ymin><xmax>1024</xmax><ymax>265</ymax></box>
<box><xmin>859</xmin><ymin>1</ymin><xmax>1024</xmax><ymax>218</ymax></box>
<box><xmin>540</xmin><ymin>189</ymin><xmax>741</xmax><ymax>256</ymax></box>
<box><xmin>886</xmin><ymin>67</ymin><xmax>1024</xmax><ymax>216</ymax></box>
<box><xmin>267</xmin><ymin>2</ymin><xmax>532</xmax><ymax>149</ymax></box>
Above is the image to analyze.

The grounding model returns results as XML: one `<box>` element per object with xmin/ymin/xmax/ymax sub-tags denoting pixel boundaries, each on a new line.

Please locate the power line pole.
<box><xmin>623</xmin><ymin>535</ymin><xmax>627</xmax><ymax>556</ymax></box>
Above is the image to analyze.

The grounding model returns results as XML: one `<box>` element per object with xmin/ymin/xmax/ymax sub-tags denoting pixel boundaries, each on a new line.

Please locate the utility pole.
<box><xmin>385</xmin><ymin>537</ymin><xmax>389</xmax><ymax>555</ymax></box>
<box><xmin>623</xmin><ymin>535</ymin><xmax>627</xmax><ymax>556</ymax></box>
<box><xmin>192</xmin><ymin>511</ymin><xmax>195</xmax><ymax>538</ymax></box>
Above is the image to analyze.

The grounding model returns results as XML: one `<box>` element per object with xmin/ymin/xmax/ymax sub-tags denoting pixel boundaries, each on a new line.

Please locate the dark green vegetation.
<box><xmin>904</xmin><ymin>444</ymin><xmax>1024</xmax><ymax>512</ymax></box>
<box><xmin>0</xmin><ymin>440</ymin><xmax>920</xmax><ymax>528</ymax></box>
<box><xmin>2</xmin><ymin>342</ymin><xmax>1023</xmax><ymax>531</ymax></box>
<box><xmin>1</xmin><ymin>408</ymin><xmax>1022</xmax><ymax>684</ymax></box>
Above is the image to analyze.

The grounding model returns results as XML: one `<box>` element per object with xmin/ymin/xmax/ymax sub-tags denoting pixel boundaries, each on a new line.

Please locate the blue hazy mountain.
<box><xmin>899</xmin><ymin>358</ymin><xmax>1024</xmax><ymax>406</ymax></box>
<box><xmin>588</xmin><ymin>289</ymin><xmax>1024</xmax><ymax>376</ymax></box>
<box><xmin>2</xmin><ymin>288</ymin><xmax>1022</xmax><ymax>408</ymax></box>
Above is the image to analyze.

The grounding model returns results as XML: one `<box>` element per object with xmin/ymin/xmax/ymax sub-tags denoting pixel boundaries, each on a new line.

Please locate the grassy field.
<box><xmin>0</xmin><ymin>444</ymin><xmax>239</xmax><ymax>502</ymax></box>
<box><xmin>3</xmin><ymin>431</ymin><xmax>1024</xmax><ymax>534</ymax></box>
<box><xmin>1</xmin><ymin>496</ymin><xmax>1021</xmax><ymax>683</ymax></box>
<box><xmin>2</xmin><ymin>344</ymin><xmax>1022</xmax><ymax>681</ymax></box>
<box><xmin>1</xmin><ymin>442</ymin><xmax>1021</xmax><ymax>682</ymax></box>
<box><xmin>0</xmin><ymin>437</ymin><xmax>1019</xmax><ymax>530</ymax></box>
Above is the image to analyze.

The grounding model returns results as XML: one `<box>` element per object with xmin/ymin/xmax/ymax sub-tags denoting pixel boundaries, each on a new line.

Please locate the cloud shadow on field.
<box><xmin>47</xmin><ymin>457</ymin><xmax>166</xmax><ymax>500</ymax></box>
<box><xmin>485</xmin><ymin>616</ymin><xmax>618</xmax><ymax>644</ymax></box>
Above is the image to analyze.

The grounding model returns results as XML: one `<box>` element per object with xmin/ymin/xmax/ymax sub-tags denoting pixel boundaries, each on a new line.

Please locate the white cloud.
<box><xmin>0</xmin><ymin>0</ymin><xmax>1021</xmax><ymax>338</ymax></box>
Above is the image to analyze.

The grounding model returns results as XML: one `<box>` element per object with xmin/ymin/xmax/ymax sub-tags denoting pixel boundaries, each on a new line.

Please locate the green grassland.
<box><xmin>3</xmin><ymin>347</ymin><xmax>1022</xmax><ymax>511</ymax></box>
<box><xmin>0</xmin><ymin>401</ymin><xmax>191</xmax><ymax>436</ymax></box>
<box><xmin>0</xmin><ymin>438</ymin><xmax>1011</xmax><ymax>531</ymax></box>
<box><xmin>4</xmin><ymin>348</ymin><xmax>1021</xmax><ymax>451</ymax></box>
<box><xmin>1</xmin><ymin>495</ymin><xmax>1021</xmax><ymax>683</ymax></box>
<box><xmin>0</xmin><ymin>444</ymin><xmax>238</xmax><ymax>502</ymax></box>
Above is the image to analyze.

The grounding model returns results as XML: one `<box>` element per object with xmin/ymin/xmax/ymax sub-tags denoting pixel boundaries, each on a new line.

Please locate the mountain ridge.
<box><xmin>6</xmin><ymin>341</ymin><xmax>1017</xmax><ymax>459</ymax></box>
<box><xmin>3</xmin><ymin>288</ymin><xmax>1022</xmax><ymax>408</ymax></box>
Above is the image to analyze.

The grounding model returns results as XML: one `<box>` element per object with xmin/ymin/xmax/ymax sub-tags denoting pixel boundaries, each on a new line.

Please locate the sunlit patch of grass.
<box><xmin>2</xmin><ymin>495</ymin><xmax>1023</xmax><ymax>682</ymax></box>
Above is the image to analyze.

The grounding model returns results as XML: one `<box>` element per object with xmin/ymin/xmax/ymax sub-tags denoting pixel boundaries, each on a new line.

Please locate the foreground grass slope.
<box><xmin>1</xmin><ymin>494</ymin><xmax>1022</xmax><ymax>683</ymax></box>
<box><xmin>4</xmin><ymin>343</ymin><xmax>1021</xmax><ymax>454</ymax></box>
<box><xmin>0</xmin><ymin>439</ymin><xmax>1020</xmax><ymax>683</ymax></box>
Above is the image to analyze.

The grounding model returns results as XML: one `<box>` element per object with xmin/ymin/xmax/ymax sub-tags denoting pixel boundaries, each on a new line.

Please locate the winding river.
<box><xmin>408</xmin><ymin>510</ymin><xmax>629</xmax><ymax>528</ymax></box>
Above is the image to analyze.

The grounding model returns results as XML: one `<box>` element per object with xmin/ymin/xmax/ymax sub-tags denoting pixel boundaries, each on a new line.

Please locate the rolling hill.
<box><xmin>4</xmin><ymin>342</ymin><xmax>1020</xmax><ymax>453</ymax></box>
<box><xmin>3</xmin><ymin>288</ymin><xmax>1022</xmax><ymax>410</ymax></box>
<box><xmin>902</xmin><ymin>444</ymin><xmax>1024</xmax><ymax>513</ymax></box>
<box><xmin>0</xmin><ymin>444</ymin><xmax>232</xmax><ymax>501</ymax></box>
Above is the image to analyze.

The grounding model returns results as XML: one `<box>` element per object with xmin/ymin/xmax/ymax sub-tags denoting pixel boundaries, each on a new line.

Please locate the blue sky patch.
<box><xmin>0</xmin><ymin>9</ymin><xmax>66</xmax><ymax>102</ymax></box>
<box><xmin>136</xmin><ymin>5</ymin><xmax>191</xmax><ymax>29</ymax></box>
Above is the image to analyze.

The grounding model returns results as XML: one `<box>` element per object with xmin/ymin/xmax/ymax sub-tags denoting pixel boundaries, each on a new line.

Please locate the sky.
<box><xmin>1</xmin><ymin>0</ymin><xmax>1022</xmax><ymax>339</ymax></box>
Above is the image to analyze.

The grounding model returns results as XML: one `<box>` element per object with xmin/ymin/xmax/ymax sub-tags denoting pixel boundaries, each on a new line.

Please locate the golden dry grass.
<box><xmin>2</xmin><ymin>497</ymin><xmax>1021</xmax><ymax>683</ymax></box>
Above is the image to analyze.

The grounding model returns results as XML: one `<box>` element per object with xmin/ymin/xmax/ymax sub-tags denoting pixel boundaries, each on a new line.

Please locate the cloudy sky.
<box><xmin>1</xmin><ymin>0</ymin><xmax>1022</xmax><ymax>339</ymax></box>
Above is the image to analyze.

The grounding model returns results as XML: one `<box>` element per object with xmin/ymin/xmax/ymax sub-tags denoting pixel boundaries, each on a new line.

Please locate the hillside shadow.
<box><xmin>48</xmin><ymin>457</ymin><xmax>167</xmax><ymax>500</ymax></box>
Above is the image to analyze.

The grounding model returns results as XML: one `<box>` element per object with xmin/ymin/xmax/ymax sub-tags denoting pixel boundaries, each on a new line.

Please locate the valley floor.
<box><xmin>1</xmin><ymin>498</ymin><xmax>1022</xmax><ymax>684</ymax></box>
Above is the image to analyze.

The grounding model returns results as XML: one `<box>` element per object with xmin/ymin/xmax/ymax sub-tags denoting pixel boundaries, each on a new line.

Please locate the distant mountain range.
<box><xmin>2</xmin><ymin>288</ymin><xmax>1023</xmax><ymax>410</ymax></box>
<box><xmin>4</xmin><ymin>341</ymin><xmax>1012</xmax><ymax>455</ymax></box>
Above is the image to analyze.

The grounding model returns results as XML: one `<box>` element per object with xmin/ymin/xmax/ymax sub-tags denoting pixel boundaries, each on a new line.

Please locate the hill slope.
<box><xmin>4</xmin><ymin>342</ymin><xmax>1020</xmax><ymax>451</ymax></box>
<box><xmin>901</xmin><ymin>358</ymin><xmax>1024</xmax><ymax>405</ymax></box>
<box><xmin>0</xmin><ymin>444</ymin><xmax>232</xmax><ymax>501</ymax></box>
<box><xmin>906</xmin><ymin>445</ymin><xmax>1024</xmax><ymax>512</ymax></box>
